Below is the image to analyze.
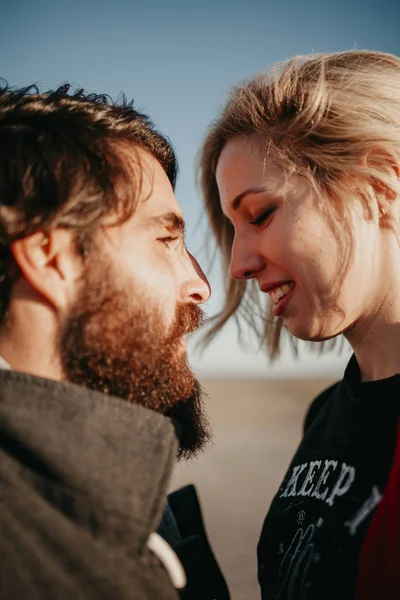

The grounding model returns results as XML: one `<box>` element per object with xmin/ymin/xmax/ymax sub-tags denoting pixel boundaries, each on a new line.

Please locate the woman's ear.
<box><xmin>362</xmin><ymin>148</ymin><xmax>400</xmax><ymax>213</ymax></box>
<box><xmin>10</xmin><ymin>228</ymin><xmax>83</xmax><ymax>312</ymax></box>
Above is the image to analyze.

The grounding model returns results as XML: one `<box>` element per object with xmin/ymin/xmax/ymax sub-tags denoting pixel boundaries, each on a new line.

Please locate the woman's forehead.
<box><xmin>216</xmin><ymin>140</ymin><xmax>292</xmax><ymax>202</ymax></box>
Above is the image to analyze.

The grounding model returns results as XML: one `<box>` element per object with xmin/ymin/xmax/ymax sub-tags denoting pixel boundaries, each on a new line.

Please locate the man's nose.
<box><xmin>180</xmin><ymin>253</ymin><xmax>211</xmax><ymax>304</ymax></box>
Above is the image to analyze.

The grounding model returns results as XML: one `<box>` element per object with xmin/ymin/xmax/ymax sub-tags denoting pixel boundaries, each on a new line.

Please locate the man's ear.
<box><xmin>11</xmin><ymin>228</ymin><xmax>83</xmax><ymax>312</ymax></box>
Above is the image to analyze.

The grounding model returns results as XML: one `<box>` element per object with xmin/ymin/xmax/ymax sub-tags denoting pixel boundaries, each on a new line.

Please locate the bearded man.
<box><xmin>0</xmin><ymin>83</ymin><xmax>229</xmax><ymax>600</ymax></box>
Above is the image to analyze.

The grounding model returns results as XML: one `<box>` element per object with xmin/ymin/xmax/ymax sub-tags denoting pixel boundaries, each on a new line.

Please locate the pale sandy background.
<box><xmin>169</xmin><ymin>378</ymin><xmax>336</xmax><ymax>600</ymax></box>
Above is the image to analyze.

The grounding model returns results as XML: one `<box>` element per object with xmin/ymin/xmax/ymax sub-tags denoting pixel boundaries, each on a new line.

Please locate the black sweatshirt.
<box><xmin>257</xmin><ymin>355</ymin><xmax>400</xmax><ymax>600</ymax></box>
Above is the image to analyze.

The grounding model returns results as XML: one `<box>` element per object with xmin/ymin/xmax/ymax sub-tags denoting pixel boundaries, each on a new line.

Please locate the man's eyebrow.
<box><xmin>231</xmin><ymin>186</ymin><xmax>269</xmax><ymax>211</ymax></box>
<box><xmin>150</xmin><ymin>211</ymin><xmax>185</xmax><ymax>234</ymax></box>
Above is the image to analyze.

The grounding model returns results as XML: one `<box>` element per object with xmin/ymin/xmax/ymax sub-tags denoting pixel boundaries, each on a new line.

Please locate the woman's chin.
<box><xmin>286</xmin><ymin>319</ymin><xmax>345</xmax><ymax>343</ymax></box>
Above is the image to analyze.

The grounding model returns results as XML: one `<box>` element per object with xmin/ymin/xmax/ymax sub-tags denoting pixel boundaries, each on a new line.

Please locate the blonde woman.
<box><xmin>200</xmin><ymin>51</ymin><xmax>400</xmax><ymax>600</ymax></box>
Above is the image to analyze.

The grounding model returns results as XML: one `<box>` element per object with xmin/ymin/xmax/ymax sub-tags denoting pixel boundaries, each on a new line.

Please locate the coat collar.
<box><xmin>0</xmin><ymin>369</ymin><xmax>178</xmax><ymax>542</ymax></box>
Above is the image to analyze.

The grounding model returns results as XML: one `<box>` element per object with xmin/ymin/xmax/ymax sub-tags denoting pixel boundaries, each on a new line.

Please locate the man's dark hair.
<box><xmin>0</xmin><ymin>81</ymin><xmax>178</xmax><ymax>324</ymax></box>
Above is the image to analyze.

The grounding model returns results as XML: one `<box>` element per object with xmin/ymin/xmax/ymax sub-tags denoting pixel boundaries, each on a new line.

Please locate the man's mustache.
<box><xmin>170</xmin><ymin>303</ymin><xmax>207</xmax><ymax>340</ymax></box>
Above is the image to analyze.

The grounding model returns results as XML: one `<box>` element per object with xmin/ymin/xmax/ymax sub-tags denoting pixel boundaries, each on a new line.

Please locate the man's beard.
<box><xmin>58</xmin><ymin>262</ymin><xmax>211</xmax><ymax>460</ymax></box>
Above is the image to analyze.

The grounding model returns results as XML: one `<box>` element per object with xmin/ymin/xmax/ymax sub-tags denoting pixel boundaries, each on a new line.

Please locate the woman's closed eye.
<box><xmin>250</xmin><ymin>207</ymin><xmax>276</xmax><ymax>227</ymax></box>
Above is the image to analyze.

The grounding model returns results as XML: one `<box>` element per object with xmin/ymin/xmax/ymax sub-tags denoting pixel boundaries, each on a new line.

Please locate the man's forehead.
<box><xmin>136</xmin><ymin>159</ymin><xmax>178</xmax><ymax>202</ymax></box>
<box><xmin>121</xmin><ymin>147</ymin><xmax>184</xmax><ymax>225</ymax></box>
<box><xmin>133</xmin><ymin>181</ymin><xmax>185</xmax><ymax>229</ymax></box>
<box><xmin>137</xmin><ymin>186</ymin><xmax>183</xmax><ymax>219</ymax></box>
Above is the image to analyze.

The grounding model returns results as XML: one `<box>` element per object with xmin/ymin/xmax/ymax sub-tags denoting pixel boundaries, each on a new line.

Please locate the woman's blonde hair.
<box><xmin>199</xmin><ymin>50</ymin><xmax>400</xmax><ymax>359</ymax></box>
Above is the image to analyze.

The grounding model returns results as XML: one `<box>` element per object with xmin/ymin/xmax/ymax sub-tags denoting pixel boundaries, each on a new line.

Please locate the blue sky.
<box><xmin>1</xmin><ymin>0</ymin><xmax>399</xmax><ymax>376</ymax></box>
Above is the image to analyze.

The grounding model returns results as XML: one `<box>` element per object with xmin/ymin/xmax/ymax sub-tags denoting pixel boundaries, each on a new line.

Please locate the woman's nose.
<box><xmin>229</xmin><ymin>239</ymin><xmax>265</xmax><ymax>280</ymax></box>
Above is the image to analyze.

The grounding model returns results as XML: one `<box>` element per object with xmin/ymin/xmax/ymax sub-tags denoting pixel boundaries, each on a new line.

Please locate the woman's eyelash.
<box><xmin>250</xmin><ymin>207</ymin><xmax>275</xmax><ymax>226</ymax></box>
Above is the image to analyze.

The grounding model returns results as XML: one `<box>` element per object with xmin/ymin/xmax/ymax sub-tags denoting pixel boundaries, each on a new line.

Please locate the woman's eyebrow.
<box><xmin>231</xmin><ymin>186</ymin><xmax>269</xmax><ymax>211</ymax></box>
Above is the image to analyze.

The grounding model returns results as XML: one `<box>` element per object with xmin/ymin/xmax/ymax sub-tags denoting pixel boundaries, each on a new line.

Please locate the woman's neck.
<box><xmin>346</xmin><ymin>300</ymin><xmax>400</xmax><ymax>382</ymax></box>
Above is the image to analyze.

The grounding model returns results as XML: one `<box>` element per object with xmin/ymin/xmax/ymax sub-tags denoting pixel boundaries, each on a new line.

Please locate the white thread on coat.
<box><xmin>147</xmin><ymin>532</ymin><xmax>187</xmax><ymax>589</ymax></box>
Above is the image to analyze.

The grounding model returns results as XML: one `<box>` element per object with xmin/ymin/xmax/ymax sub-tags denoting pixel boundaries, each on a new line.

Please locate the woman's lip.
<box><xmin>272</xmin><ymin>284</ymin><xmax>295</xmax><ymax>317</ymax></box>
<box><xmin>260</xmin><ymin>280</ymin><xmax>294</xmax><ymax>294</ymax></box>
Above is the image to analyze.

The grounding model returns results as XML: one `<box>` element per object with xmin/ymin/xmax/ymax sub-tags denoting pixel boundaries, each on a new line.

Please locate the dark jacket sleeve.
<box><xmin>162</xmin><ymin>485</ymin><xmax>231</xmax><ymax>600</ymax></box>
